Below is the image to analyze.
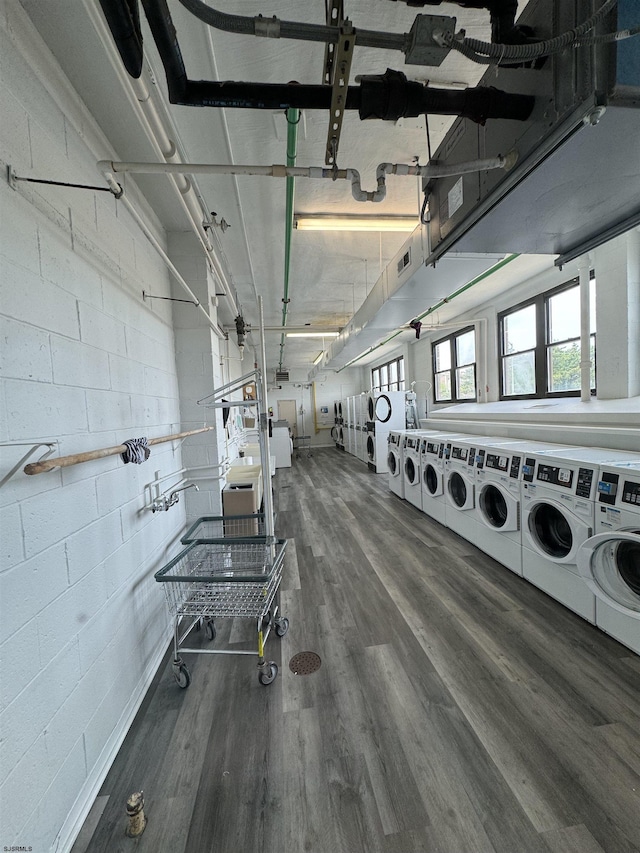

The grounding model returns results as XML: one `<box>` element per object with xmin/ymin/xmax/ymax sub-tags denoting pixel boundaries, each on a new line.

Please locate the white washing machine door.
<box><xmin>404</xmin><ymin>454</ymin><xmax>420</xmax><ymax>486</ymax></box>
<box><xmin>524</xmin><ymin>498</ymin><xmax>591</xmax><ymax>563</ymax></box>
<box><xmin>446</xmin><ymin>469</ymin><xmax>474</xmax><ymax>511</ymax></box>
<box><xmin>375</xmin><ymin>394</ymin><xmax>393</xmax><ymax>423</ymax></box>
<box><xmin>367</xmin><ymin>433</ymin><xmax>375</xmax><ymax>463</ymax></box>
<box><xmin>578</xmin><ymin>531</ymin><xmax>640</xmax><ymax>614</ymax></box>
<box><xmin>388</xmin><ymin>448</ymin><xmax>401</xmax><ymax>477</ymax></box>
<box><xmin>478</xmin><ymin>482</ymin><xmax>519</xmax><ymax>532</ymax></box>
<box><xmin>423</xmin><ymin>462</ymin><xmax>443</xmax><ymax>497</ymax></box>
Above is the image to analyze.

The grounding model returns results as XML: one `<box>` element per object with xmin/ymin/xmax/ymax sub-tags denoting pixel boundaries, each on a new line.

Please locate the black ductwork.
<box><xmin>101</xmin><ymin>0</ymin><xmax>534</xmax><ymax>123</ymax></box>
<box><xmin>97</xmin><ymin>0</ymin><xmax>143</xmax><ymax>78</ymax></box>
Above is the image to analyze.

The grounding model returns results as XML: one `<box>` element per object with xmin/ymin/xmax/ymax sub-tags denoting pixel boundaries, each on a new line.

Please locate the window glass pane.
<box><xmin>456</xmin><ymin>365</ymin><xmax>476</xmax><ymax>399</ymax></box>
<box><xmin>502</xmin><ymin>352</ymin><xmax>535</xmax><ymax>396</ymax></box>
<box><xmin>590</xmin><ymin>277</ymin><xmax>596</xmax><ymax>335</ymax></box>
<box><xmin>549</xmin><ymin>286</ymin><xmax>580</xmax><ymax>343</ymax></box>
<box><xmin>503</xmin><ymin>305</ymin><xmax>536</xmax><ymax>354</ymax></box>
<box><xmin>456</xmin><ymin>330</ymin><xmax>475</xmax><ymax>366</ymax></box>
<box><xmin>590</xmin><ymin>334</ymin><xmax>596</xmax><ymax>389</ymax></box>
<box><xmin>435</xmin><ymin>372</ymin><xmax>451</xmax><ymax>401</ymax></box>
<box><xmin>372</xmin><ymin>368</ymin><xmax>379</xmax><ymax>390</ymax></box>
<box><xmin>388</xmin><ymin>361</ymin><xmax>398</xmax><ymax>385</ymax></box>
<box><xmin>380</xmin><ymin>365</ymin><xmax>388</xmax><ymax>389</ymax></box>
<box><xmin>547</xmin><ymin>342</ymin><xmax>581</xmax><ymax>392</ymax></box>
<box><xmin>398</xmin><ymin>358</ymin><xmax>404</xmax><ymax>382</ymax></box>
<box><xmin>434</xmin><ymin>340</ymin><xmax>451</xmax><ymax>371</ymax></box>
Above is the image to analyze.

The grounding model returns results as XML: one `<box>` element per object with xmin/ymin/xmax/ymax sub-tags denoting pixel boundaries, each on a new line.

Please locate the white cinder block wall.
<box><xmin>0</xmin><ymin>9</ymin><xmax>224</xmax><ymax>850</ymax></box>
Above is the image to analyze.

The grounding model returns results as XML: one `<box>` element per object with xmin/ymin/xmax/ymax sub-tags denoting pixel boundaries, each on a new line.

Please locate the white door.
<box><xmin>277</xmin><ymin>399</ymin><xmax>298</xmax><ymax>437</ymax></box>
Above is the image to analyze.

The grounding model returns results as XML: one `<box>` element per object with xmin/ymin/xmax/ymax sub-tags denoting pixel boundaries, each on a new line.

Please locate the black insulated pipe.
<box><xmin>108</xmin><ymin>0</ymin><xmax>534</xmax><ymax>122</ymax></box>
<box><xmin>98</xmin><ymin>0</ymin><xmax>144</xmax><ymax>78</ymax></box>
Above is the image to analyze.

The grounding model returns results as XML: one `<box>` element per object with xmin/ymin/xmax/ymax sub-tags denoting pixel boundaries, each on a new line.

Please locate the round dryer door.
<box><xmin>367</xmin><ymin>434</ymin><xmax>375</xmax><ymax>462</ymax></box>
<box><xmin>404</xmin><ymin>456</ymin><xmax>419</xmax><ymax>486</ymax></box>
<box><xmin>447</xmin><ymin>471</ymin><xmax>474</xmax><ymax>510</ymax></box>
<box><xmin>368</xmin><ymin>395</ymin><xmax>375</xmax><ymax>421</ymax></box>
<box><xmin>375</xmin><ymin>394</ymin><xmax>392</xmax><ymax>423</ymax></box>
<box><xmin>479</xmin><ymin>483</ymin><xmax>518</xmax><ymax>531</ymax></box>
<box><xmin>423</xmin><ymin>463</ymin><xmax>439</xmax><ymax>496</ymax></box>
<box><xmin>524</xmin><ymin>499</ymin><xmax>589</xmax><ymax>563</ymax></box>
<box><xmin>388</xmin><ymin>450</ymin><xmax>399</xmax><ymax>476</ymax></box>
<box><xmin>578</xmin><ymin>531</ymin><xmax>640</xmax><ymax>612</ymax></box>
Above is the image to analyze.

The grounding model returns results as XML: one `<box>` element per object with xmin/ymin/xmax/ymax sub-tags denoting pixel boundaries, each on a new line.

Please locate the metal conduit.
<box><xmin>279</xmin><ymin>108</ymin><xmax>299</xmax><ymax>373</ymax></box>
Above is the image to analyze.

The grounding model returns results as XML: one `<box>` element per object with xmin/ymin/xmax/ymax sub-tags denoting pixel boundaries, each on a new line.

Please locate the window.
<box><xmin>372</xmin><ymin>356</ymin><xmax>405</xmax><ymax>392</ymax></box>
<box><xmin>499</xmin><ymin>276</ymin><xmax>596</xmax><ymax>399</ymax></box>
<box><xmin>432</xmin><ymin>327</ymin><xmax>477</xmax><ymax>403</ymax></box>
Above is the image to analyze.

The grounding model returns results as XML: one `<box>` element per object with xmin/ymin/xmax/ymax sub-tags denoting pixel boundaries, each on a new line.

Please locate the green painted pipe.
<box><xmin>337</xmin><ymin>253</ymin><xmax>520</xmax><ymax>372</ymax></box>
<box><xmin>279</xmin><ymin>107</ymin><xmax>299</xmax><ymax>371</ymax></box>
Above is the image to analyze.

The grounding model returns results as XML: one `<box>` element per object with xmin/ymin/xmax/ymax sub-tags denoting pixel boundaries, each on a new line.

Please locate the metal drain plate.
<box><xmin>289</xmin><ymin>651</ymin><xmax>322</xmax><ymax>675</ymax></box>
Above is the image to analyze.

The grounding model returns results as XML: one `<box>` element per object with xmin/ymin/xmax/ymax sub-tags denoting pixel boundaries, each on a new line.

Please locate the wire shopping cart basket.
<box><xmin>155</xmin><ymin>538</ymin><xmax>288</xmax><ymax>688</ymax></box>
<box><xmin>181</xmin><ymin>512</ymin><xmax>267</xmax><ymax>543</ymax></box>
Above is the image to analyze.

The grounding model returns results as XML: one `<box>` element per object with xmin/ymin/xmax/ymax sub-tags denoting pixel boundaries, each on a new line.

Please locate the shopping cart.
<box><xmin>155</xmin><ymin>538</ymin><xmax>288</xmax><ymax>687</ymax></box>
<box><xmin>293</xmin><ymin>435</ymin><xmax>312</xmax><ymax>459</ymax></box>
<box><xmin>181</xmin><ymin>512</ymin><xmax>267</xmax><ymax>543</ymax></box>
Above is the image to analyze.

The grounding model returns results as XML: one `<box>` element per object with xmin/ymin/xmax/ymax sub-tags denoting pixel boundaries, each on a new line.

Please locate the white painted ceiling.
<box><xmin>20</xmin><ymin>0</ymin><xmax>542</xmax><ymax>375</ymax></box>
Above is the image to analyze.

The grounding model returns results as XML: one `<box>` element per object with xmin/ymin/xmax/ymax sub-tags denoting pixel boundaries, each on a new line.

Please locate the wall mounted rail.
<box><xmin>23</xmin><ymin>426</ymin><xmax>215</xmax><ymax>476</ymax></box>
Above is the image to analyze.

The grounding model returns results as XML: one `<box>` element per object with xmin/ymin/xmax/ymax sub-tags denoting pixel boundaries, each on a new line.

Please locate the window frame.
<box><xmin>431</xmin><ymin>325</ymin><xmax>478</xmax><ymax>404</ymax></box>
<box><xmin>372</xmin><ymin>356</ymin><xmax>405</xmax><ymax>393</ymax></box>
<box><xmin>498</xmin><ymin>275</ymin><xmax>596</xmax><ymax>400</ymax></box>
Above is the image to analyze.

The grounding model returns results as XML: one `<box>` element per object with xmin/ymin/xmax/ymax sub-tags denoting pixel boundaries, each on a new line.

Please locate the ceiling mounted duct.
<box><xmin>423</xmin><ymin>0</ymin><xmax>640</xmax><ymax>265</ymax></box>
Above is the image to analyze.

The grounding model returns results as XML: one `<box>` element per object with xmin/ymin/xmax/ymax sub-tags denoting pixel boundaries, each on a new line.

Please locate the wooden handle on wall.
<box><xmin>24</xmin><ymin>426</ymin><xmax>215</xmax><ymax>475</ymax></box>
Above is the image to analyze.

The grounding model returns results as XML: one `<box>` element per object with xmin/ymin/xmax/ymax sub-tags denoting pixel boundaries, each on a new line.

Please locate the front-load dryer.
<box><xmin>444</xmin><ymin>437</ymin><xmax>480</xmax><ymax>541</ymax></box>
<box><xmin>367</xmin><ymin>391</ymin><xmax>408</xmax><ymax>474</ymax></box>
<box><xmin>403</xmin><ymin>431</ymin><xmax>430</xmax><ymax>510</ymax></box>
<box><xmin>420</xmin><ymin>433</ymin><xmax>469</xmax><ymax>526</ymax></box>
<box><xmin>578</xmin><ymin>459</ymin><xmax>640</xmax><ymax>654</ymax></box>
<box><xmin>388</xmin><ymin>430</ymin><xmax>410</xmax><ymax>499</ymax></box>
<box><xmin>521</xmin><ymin>447</ymin><xmax>640</xmax><ymax>623</ymax></box>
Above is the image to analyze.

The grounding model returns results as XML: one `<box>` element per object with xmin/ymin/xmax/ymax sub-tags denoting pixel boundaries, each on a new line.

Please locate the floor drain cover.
<box><xmin>289</xmin><ymin>651</ymin><xmax>322</xmax><ymax>675</ymax></box>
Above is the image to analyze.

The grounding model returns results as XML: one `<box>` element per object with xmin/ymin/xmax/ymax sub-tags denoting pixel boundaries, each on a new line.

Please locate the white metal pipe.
<box><xmin>84</xmin><ymin>0</ymin><xmax>238</xmax><ymax>314</ymax></box>
<box><xmin>578</xmin><ymin>255</ymin><xmax>592</xmax><ymax>402</ymax></box>
<box><xmin>98</xmin><ymin>152</ymin><xmax>516</xmax><ymax>205</ymax></box>
<box><xmin>102</xmin><ymin>169</ymin><xmax>226</xmax><ymax>341</ymax></box>
<box><xmin>257</xmin><ymin>295</ymin><xmax>275</xmax><ymax>541</ymax></box>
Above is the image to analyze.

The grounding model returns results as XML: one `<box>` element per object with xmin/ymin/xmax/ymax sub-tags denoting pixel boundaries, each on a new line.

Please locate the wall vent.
<box><xmin>275</xmin><ymin>370</ymin><xmax>290</xmax><ymax>383</ymax></box>
<box><xmin>397</xmin><ymin>249</ymin><xmax>411</xmax><ymax>276</ymax></box>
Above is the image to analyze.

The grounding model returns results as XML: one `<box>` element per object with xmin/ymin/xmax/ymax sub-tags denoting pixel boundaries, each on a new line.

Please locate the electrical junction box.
<box><xmin>423</xmin><ymin>0</ymin><xmax>640</xmax><ymax>266</ymax></box>
<box><xmin>405</xmin><ymin>15</ymin><xmax>456</xmax><ymax>67</ymax></box>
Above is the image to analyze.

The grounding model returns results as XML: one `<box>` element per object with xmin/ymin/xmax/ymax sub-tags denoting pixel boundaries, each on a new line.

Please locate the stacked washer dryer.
<box><xmin>387</xmin><ymin>429</ymin><xmax>411</xmax><ymax>499</ymax></box>
<box><xmin>344</xmin><ymin>397</ymin><xmax>354</xmax><ymax>456</ymax></box>
<box><xmin>521</xmin><ymin>446</ymin><xmax>640</xmax><ymax>623</ymax></box>
<box><xmin>420</xmin><ymin>433</ymin><xmax>468</xmax><ymax>526</ymax></box>
<box><xmin>578</xmin><ymin>459</ymin><xmax>640</xmax><ymax>654</ymax></box>
<box><xmin>366</xmin><ymin>390</ymin><xmax>407</xmax><ymax>474</ymax></box>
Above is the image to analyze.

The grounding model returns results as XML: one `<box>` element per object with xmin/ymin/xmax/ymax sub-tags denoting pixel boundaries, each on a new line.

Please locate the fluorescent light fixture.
<box><xmin>286</xmin><ymin>331</ymin><xmax>340</xmax><ymax>338</ymax></box>
<box><xmin>313</xmin><ymin>352</ymin><xmax>324</xmax><ymax>365</ymax></box>
<box><xmin>294</xmin><ymin>215</ymin><xmax>418</xmax><ymax>232</ymax></box>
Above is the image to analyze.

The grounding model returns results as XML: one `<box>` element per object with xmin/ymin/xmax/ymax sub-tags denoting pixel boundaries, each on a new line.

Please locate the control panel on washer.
<box><xmin>533</xmin><ymin>463</ymin><xmax>595</xmax><ymax>498</ymax></box>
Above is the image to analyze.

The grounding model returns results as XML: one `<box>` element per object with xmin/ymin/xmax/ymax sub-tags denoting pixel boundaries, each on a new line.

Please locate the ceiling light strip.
<box><xmin>294</xmin><ymin>215</ymin><xmax>417</xmax><ymax>232</ymax></box>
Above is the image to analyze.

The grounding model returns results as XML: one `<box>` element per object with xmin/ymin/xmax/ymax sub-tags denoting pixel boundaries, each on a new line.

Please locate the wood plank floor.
<box><xmin>73</xmin><ymin>448</ymin><xmax>640</xmax><ymax>853</ymax></box>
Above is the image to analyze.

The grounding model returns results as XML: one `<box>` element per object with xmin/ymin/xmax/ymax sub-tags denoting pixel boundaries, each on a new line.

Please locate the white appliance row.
<box><xmin>385</xmin><ymin>430</ymin><xmax>640</xmax><ymax>656</ymax></box>
<box><xmin>341</xmin><ymin>391</ymin><xmax>409</xmax><ymax>472</ymax></box>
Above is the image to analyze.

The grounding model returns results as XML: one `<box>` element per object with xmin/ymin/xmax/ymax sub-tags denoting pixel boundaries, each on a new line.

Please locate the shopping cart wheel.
<box><xmin>173</xmin><ymin>663</ymin><xmax>191</xmax><ymax>689</ymax></box>
<box><xmin>204</xmin><ymin>619</ymin><xmax>216</xmax><ymax>641</ymax></box>
<box><xmin>258</xmin><ymin>662</ymin><xmax>278</xmax><ymax>686</ymax></box>
<box><xmin>275</xmin><ymin>617</ymin><xmax>289</xmax><ymax>638</ymax></box>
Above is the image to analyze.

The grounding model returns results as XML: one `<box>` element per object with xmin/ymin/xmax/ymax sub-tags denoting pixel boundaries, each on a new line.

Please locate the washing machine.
<box><xmin>444</xmin><ymin>436</ymin><xmax>481</xmax><ymax>541</ymax></box>
<box><xmin>521</xmin><ymin>447</ymin><xmax>640</xmax><ymax>623</ymax></box>
<box><xmin>578</xmin><ymin>460</ymin><xmax>640</xmax><ymax>654</ymax></box>
<box><xmin>344</xmin><ymin>396</ymin><xmax>354</xmax><ymax>456</ymax></box>
<box><xmin>403</xmin><ymin>431</ymin><xmax>431</xmax><ymax>510</ymax></box>
<box><xmin>387</xmin><ymin>430</ymin><xmax>410</xmax><ymax>499</ymax></box>
<box><xmin>420</xmin><ymin>433</ymin><xmax>469</xmax><ymax>525</ymax></box>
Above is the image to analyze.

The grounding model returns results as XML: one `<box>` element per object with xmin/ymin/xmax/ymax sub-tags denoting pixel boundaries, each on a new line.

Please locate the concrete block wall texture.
<box><xmin>0</xmin><ymin>8</ymin><xmax>213</xmax><ymax>850</ymax></box>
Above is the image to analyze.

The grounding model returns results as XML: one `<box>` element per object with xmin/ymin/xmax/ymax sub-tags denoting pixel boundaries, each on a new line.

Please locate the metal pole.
<box><xmin>257</xmin><ymin>296</ymin><xmax>275</xmax><ymax>540</ymax></box>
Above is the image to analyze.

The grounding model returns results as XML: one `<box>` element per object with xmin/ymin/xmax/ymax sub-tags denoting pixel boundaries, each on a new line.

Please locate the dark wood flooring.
<box><xmin>72</xmin><ymin>448</ymin><xmax>640</xmax><ymax>853</ymax></box>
